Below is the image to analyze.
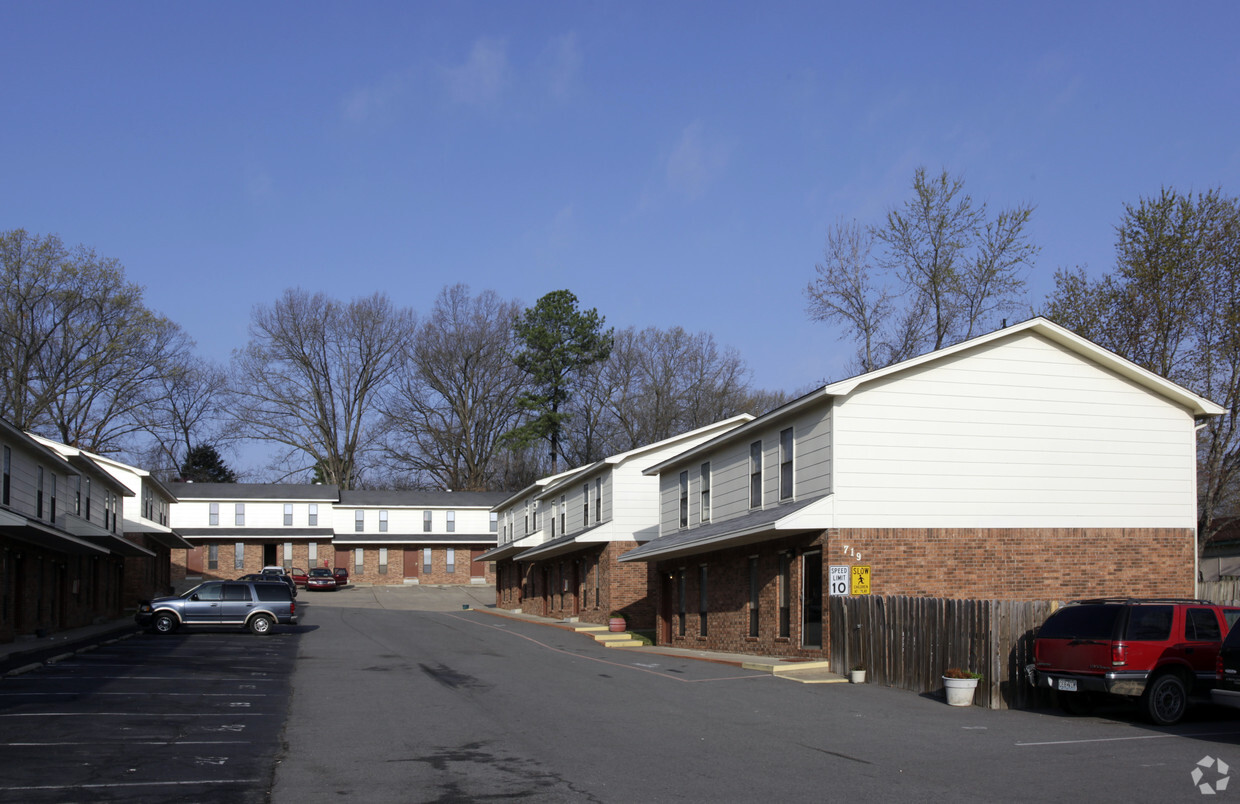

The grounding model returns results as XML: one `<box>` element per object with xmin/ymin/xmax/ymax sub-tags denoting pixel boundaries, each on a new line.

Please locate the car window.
<box><xmin>195</xmin><ymin>584</ymin><xmax>223</xmax><ymax>601</ymax></box>
<box><xmin>254</xmin><ymin>584</ymin><xmax>291</xmax><ymax>602</ymax></box>
<box><xmin>1037</xmin><ymin>605</ymin><xmax>1121</xmax><ymax>640</ymax></box>
<box><xmin>1224</xmin><ymin>609</ymin><xmax>1240</xmax><ymax>630</ymax></box>
<box><xmin>1125</xmin><ymin>606</ymin><xmax>1173</xmax><ymax>641</ymax></box>
<box><xmin>1186</xmin><ymin>608</ymin><xmax>1222</xmax><ymax>641</ymax></box>
<box><xmin>223</xmin><ymin>583</ymin><xmax>252</xmax><ymax>602</ymax></box>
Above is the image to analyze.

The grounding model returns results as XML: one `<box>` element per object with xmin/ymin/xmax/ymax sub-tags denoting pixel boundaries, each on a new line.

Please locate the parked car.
<box><xmin>332</xmin><ymin>567</ymin><xmax>349</xmax><ymax>587</ymax></box>
<box><xmin>261</xmin><ymin>567</ymin><xmax>300</xmax><ymax>596</ymax></box>
<box><xmin>1028</xmin><ymin>598</ymin><xmax>1240</xmax><ymax>725</ymax></box>
<box><xmin>1212</xmin><ymin>623</ymin><xmax>1240</xmax><ymax>710</ymax></box>
<box><xmin>289</xmin><ymin>567</ymin><xmax>308</xmax><ymax>587</ymax></box>
<box><xmin>306</xmin><ymin>567</ymin><xmax>337</xmax><ymax>591</ymax></box>
<box><xmin>135</xmin><ymin>580</ymin><xmax>296</xmax><ymax>635</ymax></box>
<box><xmin>239</xmin><ymin>572</ymin><xmax>297</xmax><ymax>597</ymax></box>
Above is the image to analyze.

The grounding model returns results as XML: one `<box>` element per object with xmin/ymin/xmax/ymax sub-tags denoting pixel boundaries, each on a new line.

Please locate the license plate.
<box><xmin>1057</xmin><ymin>678</ymin><xmax>1077</xmax><ymax>692</ymax></box>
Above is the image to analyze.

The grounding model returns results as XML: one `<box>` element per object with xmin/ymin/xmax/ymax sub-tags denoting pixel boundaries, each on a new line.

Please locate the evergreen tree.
<box><xmin>179</xmin><ymin>444</ymin><xmax>237</xmax><ymax>483</ymax></box>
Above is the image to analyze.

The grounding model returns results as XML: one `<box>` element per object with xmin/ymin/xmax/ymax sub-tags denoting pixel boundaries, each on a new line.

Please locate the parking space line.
<box><xmin>0</xmin><ymin>712</ymin><xmax>267</xmax><ymax>717</ymax></box>
<box><xmin>1016</xmin><ymin>728</ymin><xmax>1240</xmax><ymax>747</ymax></box>
<box><xmin>0</xmin><ymin>692</ymin><xmax>271</xmax><ymax>697</ymax></box>
<box><xmin>0</xmin><ymin>779</ymin><xmax>262</xmax><ymax>792</ymax></box>
<box><xmin>3</xmin><ymin>740</ymin><xmax>251</xmax><ymax>746</ymax></box>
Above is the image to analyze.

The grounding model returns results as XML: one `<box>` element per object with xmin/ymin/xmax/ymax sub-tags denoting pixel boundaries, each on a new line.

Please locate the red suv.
<box><xmin>1028</xmin><ymin>598</ymin><xmax>1240</xmax><ymax>725</ymax></box>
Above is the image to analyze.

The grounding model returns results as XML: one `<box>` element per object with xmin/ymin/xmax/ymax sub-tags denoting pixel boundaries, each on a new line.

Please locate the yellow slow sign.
<box><xmin>851</xmin><ymin>565</ymin><xmax>871</xmax><ymax>595</ymax></box>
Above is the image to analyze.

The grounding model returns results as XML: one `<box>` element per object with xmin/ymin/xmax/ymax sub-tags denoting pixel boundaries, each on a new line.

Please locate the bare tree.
<box><xmin>0</xmin><ymin>229</ymin><xmax>191</xmax><ymax>454</ymax></box>
<box><xmin>805</xmin><ymin>219</ymin><xmax>892</xmax><ymax>372</ymax></box>
<box><xmin>138</xmin><ymin>356</ymin><xmax>234</xmax><ymax>479</ymax></box>
<box><xmin>809</xmin><ymin>168</ymin><xmax>1038</xmax><ymax>369</ymax></box>
<box><xmin>231</xmin><ymin>289</ymin><xmax>414</xmax><ymax>489</ymax></box>
<box><xmin>382</xmin><ymin>285</ymin><xmax>529</xmax><ymax>490</ymax></box>
<box><xmin>1044</xmin><ymin>188</ymin><xmax>1240</xmax><ymax>549</ymax></box>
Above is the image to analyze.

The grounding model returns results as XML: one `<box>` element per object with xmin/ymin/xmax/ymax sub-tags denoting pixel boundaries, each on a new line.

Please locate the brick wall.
<box><xmin>0</xmin><ymin>538</ymin><xmax>125</xmax><ymax>643</ymax></box>
<box><xmin>827</xmin><ymin>527</ymin><xmax>1196</xmax><ymax>599</ymax></box>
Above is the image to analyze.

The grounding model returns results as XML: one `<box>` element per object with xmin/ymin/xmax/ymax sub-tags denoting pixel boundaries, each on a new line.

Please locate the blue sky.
<box><xmin>3</xmin><ymin>1</ymin><xmax>1238</xmax><ymax>398</ymax></box>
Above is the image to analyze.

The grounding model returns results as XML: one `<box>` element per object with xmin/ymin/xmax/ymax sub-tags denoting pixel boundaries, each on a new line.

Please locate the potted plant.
<box><xmin>942</xmin><ymin>667</ymin><xmax>983</xmax><ymax>706</ymax></box>
<box><xmin>608</xmin><ymin>611</ymin><xmax>627</xmax><ymax>632</ymax></box>
<box><xmin>849</xmin><ymin>664</ymin><xmax>866</xmax><ymax>684</ymax></box>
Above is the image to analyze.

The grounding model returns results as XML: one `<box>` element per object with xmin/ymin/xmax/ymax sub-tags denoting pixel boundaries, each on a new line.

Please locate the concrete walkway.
<box><xmin>0</xmin><ymin>617</ymin><xmax>138</xmax><ymax>676</ymax></box>
<box><xmin>474</xmin><ymin>605</ymin><xmax>847</xmax><ymax>684</ymax></box>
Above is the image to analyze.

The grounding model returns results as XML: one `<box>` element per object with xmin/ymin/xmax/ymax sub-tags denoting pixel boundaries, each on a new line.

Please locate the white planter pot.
<box><xmin>849</xmin><ymin>670</ymin><xmax>866</xmax><ymax>684</ymax></box>
<box><xmin>943</xmin><ymin>676</ymin><xmax>979</xmax><ymax>706</ymax></box>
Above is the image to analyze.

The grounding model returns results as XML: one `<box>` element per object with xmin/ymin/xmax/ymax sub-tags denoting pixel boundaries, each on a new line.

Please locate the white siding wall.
<box><xmin>832</xmin><ymin>334</ymin><xmax>1199</xmax><ymax>528</ymax></box>
<box><xmin>2</xmin><ymin>443</ymin><xmax>68</xmax><ymax>522</ymax></box>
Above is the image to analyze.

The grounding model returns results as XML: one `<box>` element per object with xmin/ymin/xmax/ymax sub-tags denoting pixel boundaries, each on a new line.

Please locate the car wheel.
<box><xmin>151</xmin><ymin>613</ymin><xmax>177</xmax><ymax>635</ymax></box>
<box><xmin>249</xmin><ymin>614</ymin><xmax>274</xmax><ymax>635</ymax></box>
<box><xmin>1142</xmin><ymin>672</ymin><xmax>1188</xmax><ymax>725</ymax></box>
<box><xmin>1058</xmin><ymin>691</ymin><xmax>1099</xmax><ymax>716</ymax></box>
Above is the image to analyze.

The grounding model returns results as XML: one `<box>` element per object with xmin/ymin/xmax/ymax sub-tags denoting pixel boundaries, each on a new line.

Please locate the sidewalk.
<box><xmin>0</xmin><ymin>618</ymin><xmax>139</xmax><ymax>677</ymax></box>
<box><xmin>474</xmin><ymin>605</ymin><xmax>846</xmax><ymax>684</ymax></box>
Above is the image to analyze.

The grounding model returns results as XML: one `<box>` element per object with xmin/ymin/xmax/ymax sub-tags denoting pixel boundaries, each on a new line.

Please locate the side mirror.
<box><xmin>190</xmin><ymin>594</ymin><xmax>200</xmax><ymax>600</ymax></box>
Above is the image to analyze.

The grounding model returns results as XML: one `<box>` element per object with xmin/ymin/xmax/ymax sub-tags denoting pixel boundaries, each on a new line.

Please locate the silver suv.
<box><xmin>136</xmin><ymin>580</ymin><xmax>297</xmax><ymax>635</ymax></box>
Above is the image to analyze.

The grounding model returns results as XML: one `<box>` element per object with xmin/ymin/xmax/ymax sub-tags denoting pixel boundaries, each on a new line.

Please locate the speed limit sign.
<box><xmin>829</xmin><ymin>566</ymin><xmax>850</xmax><ymax>596</ymax></box>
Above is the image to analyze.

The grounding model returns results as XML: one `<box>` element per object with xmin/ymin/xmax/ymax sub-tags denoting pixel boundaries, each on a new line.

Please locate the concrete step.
<box><xmin>602</xmin><ymin>639</ymin><xmax>644</xmax><ymax>648</ymax></box>
<box><xmin>591</xmin><ymin>631</ymin><xmax>636</xmax><ymax>642</ymax></box>
<box><xmin>569</xmin><ymin>624</ymin><xmax>609</xmax><ymax>633</ymax></box>
<box><xmin>741</xmin><ymin>659</ymin><xmax>834</xmax><ymax>675</ymax></box>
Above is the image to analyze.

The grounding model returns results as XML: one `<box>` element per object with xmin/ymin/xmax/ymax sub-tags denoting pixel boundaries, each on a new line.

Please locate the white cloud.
<box><xmin>340</xmin><ymin>71</ymin><xmax>409</xmax><ymax>124</ymax></box>
<box><xmin>444</xmin><ymin>37</ymin><xmax>509</xmax><ymax>108</ymax></box>
<box><xmin>666</xmin><ymin>122</ymin><xmax>731</xmax><ymax>199</ymax></box>
<box><xmin>544</xmin><ymin>32</ymin><xmax>581</xmax><ymax>100</ymax></box>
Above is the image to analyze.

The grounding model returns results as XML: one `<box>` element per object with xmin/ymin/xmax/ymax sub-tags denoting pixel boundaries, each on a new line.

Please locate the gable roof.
<box><xmin>645</xmin><ymin>317</ymin><xmax>1226</xmax><ymax>476</ymax></box>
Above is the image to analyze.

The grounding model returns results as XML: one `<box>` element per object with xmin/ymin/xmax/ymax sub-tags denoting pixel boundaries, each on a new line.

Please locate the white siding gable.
<box><xmin>832</xmin><ymin>332</ymin><xmax>1200</xmax><ymax>528</ymax></box>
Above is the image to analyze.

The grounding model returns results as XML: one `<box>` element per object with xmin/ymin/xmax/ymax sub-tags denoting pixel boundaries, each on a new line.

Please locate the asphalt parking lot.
<box><xmin>0</xmin><ymin>626</ymin><xmax>300</xmax><ymax>803</ymax></box>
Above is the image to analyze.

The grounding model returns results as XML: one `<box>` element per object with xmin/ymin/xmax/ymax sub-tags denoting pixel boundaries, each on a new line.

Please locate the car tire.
<box><xmin>249</xmin><ymin>614</ymin><xmax>274</xmax><ymax>635</ymax></box>
<box><xmin>1142</xmin><ymin>672</ymin><xmax>1188</xmax><ymax>725</ymax></box>
<box><xmin>151</xmin><ymin>613</ymin><xmax>178</xmax><ymax>635</ymax></box>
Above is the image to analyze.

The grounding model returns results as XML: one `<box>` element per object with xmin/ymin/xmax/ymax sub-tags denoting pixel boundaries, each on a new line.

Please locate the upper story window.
<box><xmin>235</xmin><ymin>503</ymin><xmax>245</xmax><ymax>526</ymax></box>
<box><xmin>308</xmin><ymin>503</ymin><xmax>318</xmax><ymax>526</ymax></box>
<box><xmin>490</xmin><ymin>512</ymin><xmax>498</xmax><ymax>533</ymax></box>
<box><xmin>679</xmin><ymin>471</ymin><xmax>689</xmax><ymax>528</ymax></box>
<box><xmin>447</xmin><ymin>511</ymin><xmax>456</xmax><ymax>533</ymax></box>
<box><xmin>550</xmin><ymin>501</ymin><xmax>556</xmax><ymax>537</ymax></box>
<box><xmin>534</xmin><ymin>502</ymin><xmax>540</xmax><ymax>532</ymax></box>
<box><xmin>560</xmin><ymin>495</ymin><xmax>566</xmax><ymax>534</ymax></box>
<box><xmin>700</xmin><ymin>462</ymin><xmax>711</xmax><ymax>523</ymax></box>
<box><xmin>84</xmin><ymin>476</ymin><xmax>91</xmax><ymax>519</ymax></box>
<box><xmin>49</xmin><ymin>474</ymin><xmax>57</xmax><ymax>525</ymax></box>
<box><xmin>380</xmin><ymin>510</ymin><xmax>389</xmax><ymax>532</ymax></box>
<box><xmin>74</xmin><ymin>475</ymin><xmax>82</xmax><ymax>516</ymax></box>
<box><xmin>583</xmin><ymin>483</ymin><xmax>590</xmax><ymax>527</ymax></box>
<box><xmin>355</xmin><ymin>510</ymin><xmax>364</xmax><ymax>532</ymax></box>
<box><xmin>595</xmin><ymin>478</ymin><xmax>602</xmax><ymax>522</ymax></box>
<box><xmin>423</xmin><ymin>510</ymin><xmax>432</xmax><ymax>532</ymax></box>
<box><xmin>780</xmin><ymin>427</ymin><xmax>794</xmax><ymax>501</ymax></box>
<box><xmin>209</xmin><ymin>502</ymin><xmax>219</xmax><ymax>526</ymax></box>
<box><xmin>284</xmin><ymin>503</ymin><xmax>294</xmax><ymax>526</ymax></box>
<box><xmin>36</xmin><ymin>466</ymin><xmax>44</xmax><ymax>519</ymax></box>
<box><xmin>524</xmin><ymin>500</ymin><xmax>530</xmax><ymax>535</ymax></box>
<box><xmin>142</xmin><ymin>485</ymin><xmax>153</xmax><ymax>520</ymax></box>
<box><xmin>749</xmin><ymin>441</ymin><xmax>763</xmax><ymax>509</ymax></box>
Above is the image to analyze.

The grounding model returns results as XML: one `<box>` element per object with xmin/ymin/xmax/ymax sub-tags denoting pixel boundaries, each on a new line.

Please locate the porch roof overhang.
<box><xmin>330</xmin><ymin>532</ymin><xmax>496</xmax><ymax>546</ymax></box>
<box><xmin>61</xmin><ymin>515</ymin><xmax>157</xmax><ymax>557</ymax></box>
<box><xmin>0</xmin><ymin>508</ymin><xmax>110</xmax><ymax>556</ymax></box>
<box><xmin>144</xmin><ymin>528</ymin><xmax>195</xmax><ymax>550</ymax></box>
<box><xmin>477</xmin><ymin>534</ymin><xmax>542</xmax><ymax>562</ymax></box>
<box><xmin>512</xmin><ymin>522</ymin><xmax>608</xmax><ymax>562</ymax></box>
<box><xmin>177</xmin><ymin>528</ymin><xmax>336</xmax><ymax>543</ymax></box>
<box><xmin>618</xmin><ymin>495</ymin><xmax>833</xmax><ymax>564</ymax></box>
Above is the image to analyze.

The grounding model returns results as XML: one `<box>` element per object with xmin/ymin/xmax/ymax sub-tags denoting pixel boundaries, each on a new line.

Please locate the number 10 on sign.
<box><xmin>829</xmin><ymin>566</ymin><xmax>850</xmax><ymax>596</ymax></box>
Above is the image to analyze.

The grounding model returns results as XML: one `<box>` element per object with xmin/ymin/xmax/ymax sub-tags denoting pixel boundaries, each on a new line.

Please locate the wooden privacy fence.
<box><xmin>828</xmin><ymin>595</ymin><xmax>1059</xmax><ymax>709</ymax></box>
<box><xmin>1200</xmin><ymin>580</ymin><xmax>1240</xmax><ymax>605</ymax></box>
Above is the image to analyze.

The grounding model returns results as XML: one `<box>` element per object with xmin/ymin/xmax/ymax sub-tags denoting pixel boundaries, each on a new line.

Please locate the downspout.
<box><xmin>1194</xmin><ymin>419</ymin><xmax>1211</xmax><ymax>597</ymax></box>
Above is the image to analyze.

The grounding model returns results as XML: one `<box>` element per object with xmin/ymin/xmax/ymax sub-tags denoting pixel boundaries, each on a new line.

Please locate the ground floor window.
<box><xmin>423</xmin><ymin>548</ymin><xmax>432</xmax><ymax>575</ymax></box>
<box><xmin>309</xmin><ymin>542</ymin><xmax>317</xmax><ymax>564</ymax></box>
<box><xmin>354</xmin><ymin>547</ymin><xmax>364</xmax><ymax>576</ymax></box>
<box><xmin>283</xmin><ymin>542</ymin><xmax>293</xmax><ymax>569</ymax></box>
<box><xmin>802</xmin><ymin>549</ymin><xmax>822</xmax><ymax>648</ymax></box>
<box><xmin>778</xmin><ymin>552</ymin><xmax>792</xmax><ymax>639</ymax></box>
<box><xmin>447</xmin><ymin>548</ymin><xmax>455</xmax><ymax>574</ymax></box>
<box><xmin>748</xmin><ymin>557</ymin><xmax>760</xmax><ymax>638</ymax></box>
<box><xmin>378</xmin><ymin>547</ymin><xmax>388</xmax><ymax>574</ymax></box>
<box><xmin>677</xmin><ymin>569</ymin><xmax>687</xmax><ymax>637</ymax></box>
<box><xmin>234</xmin><ymin>542</ymin><xmax>245</xmax><ymax>570</ymax></box>
<box><xmin>207</xmin><ymin>544</ymin><xmax>219</xmax><ymax>570</ymax></box>
<box><xmin>699</xmin><ymin>565</ymin><xmax>708</xmax><ymax>637</ymax></box>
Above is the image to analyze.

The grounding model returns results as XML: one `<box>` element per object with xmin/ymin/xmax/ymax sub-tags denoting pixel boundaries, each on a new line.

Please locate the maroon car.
<box><xmin>289</xmin><ymin>567</ymin><xmax>308</xmax><ymax>587</ymax></box>
<box><xmin>305</xmin><ymin>567</ymin><xmax>337</xmax><ymax>591</ymax></box>
<box><xmin>332</xmin><ymin>567</ymin><xmax>349</xmax><ymax>587</ymax></box>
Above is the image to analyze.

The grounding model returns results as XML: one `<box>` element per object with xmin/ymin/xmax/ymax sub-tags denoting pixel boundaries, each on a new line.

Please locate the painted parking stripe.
<box><xmin>0</xmin><ymin>692</ymin><xmax>270</xmax><ymax>697</ymax></box>
<box><xmin>0</xmin><ymin>779</ymin><xmax>261</xmax><ymax>792</ymax></box>
<box><xmin>0</xmin><ymin>712</ymin><xmax>267</xmax><ymax>717</ymax></box>
<box><xmin>1017</xmin><ymin>728</ymin><xmax>1240</xmax><ymax>747</ymax></box>
<box><xmin>3</xmin><ymin>740</ymin><xmax>250</xmax><ymax>746</ymax></box>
